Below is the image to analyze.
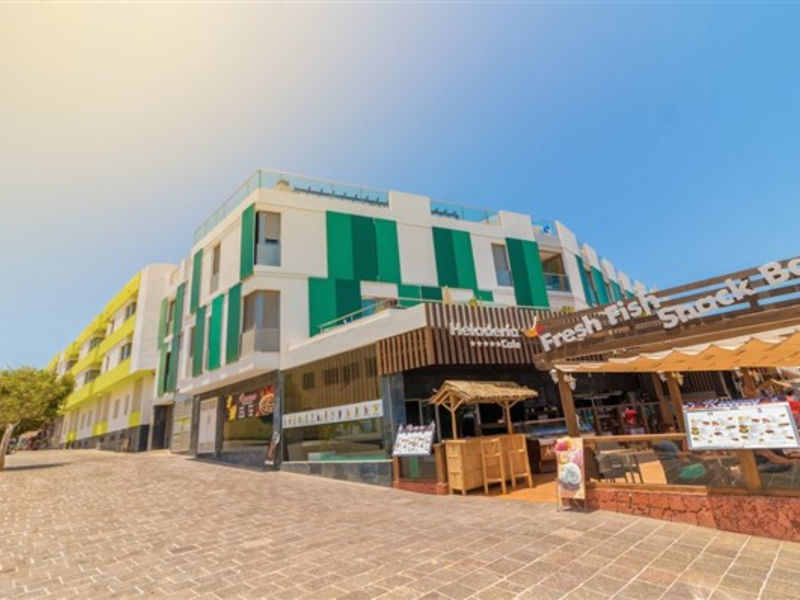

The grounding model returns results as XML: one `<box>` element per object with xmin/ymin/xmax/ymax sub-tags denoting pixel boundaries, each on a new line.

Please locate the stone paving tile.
<box><xmin>1</xmin><ymin>450</ymin><xmax>798</xmax><ymax>600</ymax></box>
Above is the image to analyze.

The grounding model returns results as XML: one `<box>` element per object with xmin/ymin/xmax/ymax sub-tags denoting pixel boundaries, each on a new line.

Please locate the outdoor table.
<box><xmin>598</xmin><ymin>448</ymin><xmax>644</xmax><ymax>483</ymax></box>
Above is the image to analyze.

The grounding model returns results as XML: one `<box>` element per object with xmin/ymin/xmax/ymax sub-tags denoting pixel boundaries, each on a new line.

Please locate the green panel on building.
<box><xmin>206</xmin><ymin>295</ymin><xmax>224</xmax><ymax>371</ymax></box>
<box><xmin>326</xmin><ymin>211</ymin><xmax>355</xmax><ymax>280</ymax></box>
<box><xmin>156</xmin><ymin>298</ymin><xmax>168</xmax><ymax>349</ymax></box>
<box><xmin>156</xmin><ymin>345</ymin><xmax>168</xmax><ymax>397</ymax></box>
<box><xmin>398</xmin><ymin>284</ymin><xmax>422</xmax><ymax>307</ymax></box>
<box><xmin>451</xmin><ymin>230</ymin><xmax>478</xmax><ymax>290</ymax></box>
<box><xmin>335</xmin><ymin>278</ymin><xmax>361</xmax><ymax>317</ymax></box>
<box><xmin>506</xmin><ymin>238</ymin><xmax>549</xmax><ymax>308</ymax></box>
<box><xmin>433</xmin><ymin>228</ymin><xmax>458</xmax><ymax>287</ymax></box>
<box><xmin>610</xmin><ymin>281</ymin><xmax>623</xmax><ymax>302</ymax></box>
<box><xmin>374</xmin><ymin>218</ymin><xmax>402</xmax><ymax>283</ymax></box>
<box><xmin>575</xmin><ymin>256</ymin><xmax>597</xmax><ymax>306</ymax></box>
<box><xmin>166</xmin><ymin>283</ymin><xmax>185</xmax><ymax>392</ymax></box>
<box><xmin>192</xmin><ymin>306</ymin><xmax>206</xmax><ymax>377</ymax></box>
<box><xmin>475</xmin><ymin>290</ymin><xmax>494</xmax><ymax>302</ymax></box>
<box><xmin>351</xmin><ymin>215</ymin><xmax>378</xmax><ymax>281</ymax></box>
<box><xmin>190</xmin><ymin>249</ymin><xmax>203</xmax><ymax>314</ymax></box>
<box><xmin>225</xmin><ymin>283</ymin><xmax>242</xmax><ymax>364</ymax></box>
<box><xmin>625</xmin><ymin>289</ymin><xmax>635</xmax><ymax>299</ymax></box>
<box><xmin>591</xmin><ymin>267</ymin><xmax>610</xmax><ymax>305</ymax></box>
<box><xmin>240</xmin><ymin>204</ymin><xmax>256</xmax><ymax>280</ymax></box>
<box><xmin>420</xmin><ymin>286</ymin><xmax>443</xmax><ymax>301</ymax></box>
<box><xmin>308</xmin><ymin>277</ymin><xmax>362</xmax><ymax>336</ymax></box>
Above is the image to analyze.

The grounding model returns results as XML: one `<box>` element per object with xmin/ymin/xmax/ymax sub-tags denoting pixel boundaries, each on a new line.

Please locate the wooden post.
<box><xmin>434</xmin><ymin>443</ymin><xmax>447</xmax><ymax>484</ymax></box>
<box><xmin>503</xmin><ymin>402</ymin><xmax>513</xmax><ymax>435</ymax></box>
<box><xmin>735</xmin><ymin>450</ymin><xmax>764</xmax><ymax>493</ymax></box>
<box><xmin>557</xmin><ymin>371</ymin><xmax>580</xmax><ymax>437</ymax></box>
<box><xmin>741</xmin><ymin>369</ymin><xmax>758</xmax><ymax>399</ymax></box>
<box><xmin>651</xmin><ymin>372</ymin><xmax>674</xmax><ymax>429</ymax></box>
<box><xmin>448</xmin><ymin>405</ymin><xmax>459</xmax><ymax>439</ymax></box>
<box><xmin>666</xmin><ymin>372</ymin><xmax>685</xmax><ymax>432</ymax></box>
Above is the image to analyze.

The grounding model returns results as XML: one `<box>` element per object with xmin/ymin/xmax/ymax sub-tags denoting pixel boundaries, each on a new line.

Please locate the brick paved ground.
<box><xmin>2</xmin><ymin>451</ymin><xmax>800</xmax><ymax>600</ymax></box>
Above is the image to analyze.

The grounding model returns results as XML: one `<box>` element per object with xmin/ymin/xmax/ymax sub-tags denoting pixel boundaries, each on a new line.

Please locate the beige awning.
<box><xmin>554</xmin><ymin>325</ymin><xmax>800</xmax><ymax>373</ymax></box>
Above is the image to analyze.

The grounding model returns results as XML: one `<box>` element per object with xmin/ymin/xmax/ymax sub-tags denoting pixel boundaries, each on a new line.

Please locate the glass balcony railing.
<box><xmin>240</xmin><ymin>327</ymin><xmax>280</xmax><ymax>355</ymax></box>
<box><xmin>194</xmin><ymin>170</ymin><xmax>390</xmax><ymax>243</ymax></box>
<box><xmin>429</xmin><ymin>199</ymin><xmax>497</xmax><ymax>224</ymax></box>
<box><xmin>544</xmin><ymin>272</ymin><xmax>571</xmax><ymax>292</ymax></box>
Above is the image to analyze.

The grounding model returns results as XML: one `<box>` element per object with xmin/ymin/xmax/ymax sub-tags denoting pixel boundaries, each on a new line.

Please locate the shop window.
<box><xmin>302</xmin><ymin>372</ymin><xmax>315</xmax><ymax>390</ymax></box>
<box><xmin>492</xmin><ymin>244</ymin><xmax>513</xmax><ymax>287</ymax></box>
<box><xmin>242</xmin><ymin>290</ymin><xmax>280</xmax><ymax>353</ymax></box>
<box><xmin>283</xmin><ymin>418</ymin><xmax>386</xmax><ymax>462</ymax></box>
<box><xmin>323</xmin><ymin>367</ymin><xmax>339</xmax><ymax>386</ymax></box>
<box><xmin>365</xmin><ymin>356</ymin><xmax>378</xmax><ymax>378</ymax></box>
<box><xmin>342</xmin><ymin>362</ymin><xmax>360</xmax><ymax>385</ymax></box>
<box><xmin>255</xmin><ymin>211</ymin><xmax>281</xmax><ymax>266</ymax></box>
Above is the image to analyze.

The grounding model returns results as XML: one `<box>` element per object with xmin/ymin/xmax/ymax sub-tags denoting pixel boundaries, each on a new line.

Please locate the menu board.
<box><xmin>685</xmin><ymin>402</ymin><xmax>800</xmax><ymax>450</ymax></box>
<box><xmin>282</xmin><ymin>399</ymin><xmax>383</xmax><ymax>429</ymax></box>
<box><xmin>392</xmin><ymin>423</ymin><xmax>436</xmax><ymax>457</ymax></box>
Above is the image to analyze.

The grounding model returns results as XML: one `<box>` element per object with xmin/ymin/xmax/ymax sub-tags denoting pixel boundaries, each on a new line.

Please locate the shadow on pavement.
<box><xmin>4</xmin><ymin>463</ymin><xmax>67</xmax><ymax>472</ymax></box>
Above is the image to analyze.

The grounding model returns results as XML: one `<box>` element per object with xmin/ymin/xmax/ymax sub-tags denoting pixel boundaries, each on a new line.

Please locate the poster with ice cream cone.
<box><xmin>555</xmin><ymin>437</ymin><xmax>585</xmax><ymax>505</ymax></box>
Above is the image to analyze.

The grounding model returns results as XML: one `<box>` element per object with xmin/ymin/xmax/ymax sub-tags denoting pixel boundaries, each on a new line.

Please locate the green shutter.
<box><xmin>420</xmin><ymin>286</ymin><xmax>443</xmax><ymax>301</ymax></box>
<box><xmin>625</xmin><ymin>289</ymin><xmax>635</xmax><ymax>299</ymax></box>
<box><xmin>335</xmin><ymin>279</ymin><xmax>361</xmax><ymax>316</ymax></box>
<box><xmin>190</xmin><ymin>249</ymin><xmax>203</xmax><ymax>314</ymax></box>
<box><xmin>156</xmin><ymin>346</ymin><xmax>168</xmax><ymax>397</ymax></box>
<box><xmin>192</xmin><ymin>306</ymin><xmax>206</xmax><ymax>377</ymax></box>
<box><xmin>240</xmin><ymin>204</ymin><xmax>255</xmax><ymax>280</ymax></box>
<box><xmin>351</xmin><ymin>215</ymin><xmax>378</xmax><ymax>281</ymax></box>
<box><xmin>166</xmin><ymin>283</ymin><xmax>185</xmax><ymax>391</ymax></box>
<box><xmin>207</xmin><ymin>295</ymin><xmax>224</xmax><ymax>370</ymax></box>
<box><xmin>451</xmin><ymin>230</ymin><xmax>478</xmax><ymax>290</ymax></box>
<box><xmin>475</xmin><ymin>290</ymin><xmax>494</xmax><ymax>302</ymax></box>
<box><xmin>157</xmin><ymin>298</ymin><xmax>168</xmax><ymax>349</ymax></box>
<box><xmin>398</xmin><ymin>284</ymin><xmax>422</xmax><ymax>307</ymax></box>
<box><xmin>591</xmin><ymin>267</ymin><xmax>610</xmax><ymax>304</ymax></box>
<box><xmin>326</xmin><ymin>212</ymin><xmax>354</xmax><ymax>280</ymax></box>
<box><xmin>610</xmin><ymin>281</ymin><xmax>623</xmax><ymax>302</ymax></box>
<box><xmin>433</xmin><ymin>228</ymin><xmax>458</xmax><ymax>287</ymax></box>
<box><xmin>226</xmin><ymin>284</ymin><xmax>242</xmax><ymax>363</ymax></box>
<box><xmin>308</xmin><ymin>277</ymin><xmax>362</xmax><ymax>336</ymax></box>
<box><xmin>374</xmin><ymin>218</ymin><xmax>401</xmax><ymax>283</ymax></box>
<box><xmin>576</xmin><ymin>256</ymin><xmax>597</xmax><ymax>306</ymax></box>
<box><xmin>506</xmin><ymin>238</ymin><xmax>549</xmax><ymax>308</ymax></box>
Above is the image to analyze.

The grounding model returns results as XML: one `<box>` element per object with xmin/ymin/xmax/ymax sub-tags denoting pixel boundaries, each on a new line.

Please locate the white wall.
<box><xmin>397</xmin><ymin>223</ymin><xmax>438</xmax><ymax>286</ymax></box>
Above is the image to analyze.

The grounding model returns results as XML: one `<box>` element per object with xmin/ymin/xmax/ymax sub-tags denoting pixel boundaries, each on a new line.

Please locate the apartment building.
<box><xmin>151</xmin><ymin>169</ymin><xmax>649</xmax><ymax>478</ymax></box>
<box><xmin>48</xmin><ymin>265</ymin><xmax>173</xmax><ymax>451</ymax></box>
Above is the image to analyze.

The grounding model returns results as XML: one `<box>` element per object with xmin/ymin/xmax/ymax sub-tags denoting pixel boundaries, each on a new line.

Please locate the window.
<box><xmin>542</xmin><ymin>255</ymin><xmax>570</xmax><ymax>292</ymax></box>
<box><xmin>242</xmin><ymin>291</ymin><xmax>280</xmax><ymax>353</ymax></box>
<box><xmin>323</xmin><ymin>367</ymin><xmax>339</xmax><ymax>386</ymax></box>
<box><xmin>112</xmin><ymin>398</ymin><xmax>120</xmax><ymax>419</ymax></box>
<box><xmin>107</xmin><ymin>319</ymin><xmax>115</xmax><ymax>335</ymax></box>
<box><xmin>255</xmin><ymin>212</ymin><xmax>281</xmax><ymax>266</ymax></box>
<box><xmin>103</xmin><ymin>356</ymin><xmax>110</xmax><ymax>373</ymax></box>
<box><xmin>88</xmin><ymin>337</ymin><xmax>103</xmax><ymax>351</ymax></box>
<box><xmin>186</xmin><ymin>327</ymin><xmax>195</xmax><ymax>377</ymax></box>
<box><xmin>166</xmin><ymin>299</ymin><xmax>176</xmax><ymax>334</ymax></box>
<box><xmin>210</xmin><ymin>244</ymin><xmax>221</xmax><ymax>293</ymax></box>
<box><xmin>492</xmin><ymin>244</ymin><xmax>513</xmax><ymax>287</ymax></box>
<box><xmin>119</xmin><ymin>342</ymin><xmax>132</xmax><ymax>362</ymax></box>
<box><xmin>301</xmin><ymin>372</ymin><xmax>315</xmax><ymax>390</ymax></box>
<box><xmin>124</xmin><ymin>302</ymin><xmax>137</xmax><ymax>320</ymax></box>
<box><xmin>124</xmin><ymin>395</ymin><xmax>131</xmax><ymax>415</ymax></box>
<box><xmin>84</xmin><ymin>370</ymin><xmax>100</xmax><ymax>384</ymax></box>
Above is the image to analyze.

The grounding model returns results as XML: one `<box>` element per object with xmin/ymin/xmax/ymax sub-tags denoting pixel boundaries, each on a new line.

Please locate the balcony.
<box><xmin>544</xmin><ymin>272</ymin><xmax>571</xmax><ymax>293</ymax></box>
<box><xmin>194</xmin><ymin>169</ymin><xmax>389</xmax><ymax>243</ymax></box>
<box><xmin>429</xmin><ymin>199</ymin><xmax>497</xmax><ymax>224</ymax></box>
<box><xmin>97</xmin><ymin>315</ymin><xmax>135</xmax><ymax>357</ymax></box>
<box><xmin>240</xmin><ymin>327</ymin><xmax>280</xmax><ymax>355</ymax></box>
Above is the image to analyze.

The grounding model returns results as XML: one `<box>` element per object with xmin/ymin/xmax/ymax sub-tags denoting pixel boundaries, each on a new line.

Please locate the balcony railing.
<box><xmin>194</xmin><ymin>169</ymin><xmax>390</xmax><ymax>243</ymax></box>
<box><xmin>429</xmin><ymin>199</ymin><xmax>497</xmax><ymax>224</ymax></box>
<box><xmin>240</xmin><ymin>327</ymin><xmax>280</xmax><ymax>355</ymax></box>
<box><xmin>544</xmin><ymin>272</ymin><xmax>571</xmax><ymax>293</ymax></box>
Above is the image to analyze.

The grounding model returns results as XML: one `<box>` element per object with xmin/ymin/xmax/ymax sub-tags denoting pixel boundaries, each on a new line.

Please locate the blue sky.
<box><xmin>2</xmin><ymin>3</ymin><xmax>800</xmax><ymax>366</ymax></box>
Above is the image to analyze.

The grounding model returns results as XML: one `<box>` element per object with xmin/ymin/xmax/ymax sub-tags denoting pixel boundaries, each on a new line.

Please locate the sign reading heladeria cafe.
<box><xmin>538</xmin><ymin>258</ymin><xmax>800</xmax><ymax>352</ymax></box>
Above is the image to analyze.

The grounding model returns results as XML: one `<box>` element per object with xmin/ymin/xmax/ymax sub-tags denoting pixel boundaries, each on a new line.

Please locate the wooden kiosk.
<box><xmin>429</xmin><ymin>380</ymin><xmax>536</xmax><ymax>495</ymax></box>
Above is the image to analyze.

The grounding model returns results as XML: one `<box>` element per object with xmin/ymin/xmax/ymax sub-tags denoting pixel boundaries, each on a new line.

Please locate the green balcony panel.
<box><xmin>156</xmin><ymin>346</ymin><xmax>168</xmax><ymax>397</ymax></box>
<box><xmin>374</xmin><ymin>218</ymin><xmax>402</xmax><ymax>283</ymax></box>
<box><xmin>576</xmin><ymin>256</ymin><xmax>597</xmax><ymax>306</ymax></box>
<box><xmin>351</xmin><ymin>215</ymin><xmax>378</xmax><ymax>281</ymax></box>
<box><xmin>308</xmin><ymin>277</ymin><xmax>362</xmax><ymax>336</ymax></box>
<box><xmin>326</xmin><ymin>211</ymin><xmax>355</xmax><ymax>280</ymax></box>
<box><xmin>433</xmin><ymin>228</ymin><xmax>458</xmax><ymax>288</ymax></box>
<box><xmin>226</xmin><ymin>283</ymin><xmax>242</xmax><ymax>364</ymax></box>
<box><xmin>420</xmin><ymin>286</ymin><xmax>443</xmax><ymax>301</ymax></box>
<box><xmin>190</xmin><ymin>249</ymin><xmax>203</xmax><ymax>314</ymax></box>
<box><xmin>398</xmin><ymin>284</ymin><xmax>422</xmax><ymax>307</ymax></box>
<box><xmin>506</xmin><ymin>238</ymin><xmax>549</xmax><ymax>308</ymax></box>
<box><xmin>610</xmin><ymin>281</ymin><xmax>623</xmax><ymax>302</ymax></box>
<box><xmin>591</xmin><ymin>267</ymin><xmax>610</xmax><ymax>305</ymax></box>
<box><xmin>475</xmin><ymin>290</ymin><xmax>494</xmax><ymax>302</ymax></box>
<box><xmin>451</xmin><ymin>230</ymin><xmax>478</xmax><ymax>291</ymax></box>
<box><xmin>625</xmin><ymin>289</ymin><xmax>635</xmax><ymax>299</ymax></box>
<box><xmin>192</xmin><ymin>306</ymin><xmax>206</xmax><ymax>377</ymax></box>
<box><xmin>166</xmin><ymin>283</ymin><xmax>185</xmax><ymax>392</ymax></box>
<box><xmin>157</xmin><ymin>297</ymin><xmax>168</xmax><ymax>349</ymax></box>
<box><xmin>207</xmin><ymin>295</ymin><xmax>224</xmax><ymax>371</ymax></box>
<box><xmin>240</xmin><ymin>204</ymin><xmax>255</xmax><ymax>280</ymax></box>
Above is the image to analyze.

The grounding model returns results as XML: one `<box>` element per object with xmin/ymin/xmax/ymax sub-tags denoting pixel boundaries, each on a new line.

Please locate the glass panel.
<box><xmin>492</xmin><ymin>244</ymin><xmax>513</xmax><ymax>287</ymax></box>
<box><xmin>283</xmin><ymin>417</ymin><xmax>387</xmax><ymax>461</ymax></box>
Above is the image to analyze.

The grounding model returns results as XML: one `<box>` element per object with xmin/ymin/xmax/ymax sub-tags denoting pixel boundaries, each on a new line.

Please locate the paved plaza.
<box><xmin>2</xmin><ymin>451</ymin><xmax>800</xmax><ymax>600</ymax></box>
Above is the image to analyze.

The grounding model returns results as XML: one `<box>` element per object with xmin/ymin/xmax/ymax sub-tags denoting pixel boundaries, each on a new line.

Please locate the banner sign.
<box><xmin>555</xmin><ymin>437</ymin><xmax>585</xmax><ymax>502</ymax></box>
<box><xmin>225</xmin><ymin>386</ymin><xmax>275</xmax><ymax>421</ymax></box>
<box><xmin>392</xmin><ymin>422</ymin><xmax>436</xmax><ymax>457</ymax></box>
<box><xmin>282</xmin><ymin>399</ymin><xmax>383</xmax><ymax>429</ymax></box>
<box><xmin>685</xmin><ymin>401</ymin><xmax>800</xmax><ymax>450</ymax></box>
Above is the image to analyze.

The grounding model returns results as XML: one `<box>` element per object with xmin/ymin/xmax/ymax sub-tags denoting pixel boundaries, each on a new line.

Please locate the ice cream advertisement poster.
<box><xmin>555</xmin><ymin>437</ymin><xmax>585</xmax><ymax>502</ymax></box>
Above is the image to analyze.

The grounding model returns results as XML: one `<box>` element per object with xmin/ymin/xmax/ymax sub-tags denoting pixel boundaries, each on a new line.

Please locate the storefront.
<box><xmin>193</xmin><ymin>373</ymin><xmax>278</xmax><ymax>468</ymax></box>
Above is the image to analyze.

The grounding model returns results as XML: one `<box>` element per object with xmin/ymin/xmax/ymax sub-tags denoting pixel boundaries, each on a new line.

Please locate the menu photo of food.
<box><xmin>686</xmin><ymin>403</ymin><xmax>800</xmax><ymax>450</ymax></box>
<box><xmin>392</xmin><ymin>422</ymin><xmax>436</xmax><ymax>457</ymax></box>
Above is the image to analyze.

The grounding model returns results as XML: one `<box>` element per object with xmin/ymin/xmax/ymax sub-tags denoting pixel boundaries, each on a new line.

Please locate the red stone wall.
<box><xmin>587</xmin><ymin>487</ymin><xmax>800</xmax><ymax>542</ymax></box>
<box><xmin>394</xmin><ymin>480</ymin><xmax>449</xmax><ymax>495</ymax></box>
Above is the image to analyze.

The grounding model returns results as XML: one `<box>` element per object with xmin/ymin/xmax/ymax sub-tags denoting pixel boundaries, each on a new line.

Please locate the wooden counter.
<box><xmin>445</xmin><ymin>434</ymin><xmax>530</xmax><ymax>495</ymax></box>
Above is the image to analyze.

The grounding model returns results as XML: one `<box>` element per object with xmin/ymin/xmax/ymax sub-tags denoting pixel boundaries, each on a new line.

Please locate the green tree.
<box><xmin>0</xmin><ymin>367</ymin><xmax>74</xmax><ymax>471</ymax></box>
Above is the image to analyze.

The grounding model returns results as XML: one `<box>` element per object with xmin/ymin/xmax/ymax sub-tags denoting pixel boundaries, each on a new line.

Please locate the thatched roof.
<box><xmin>429</xmin><ymin>380</ymin><xmax>537</xmax><ymax>406</ymax></box>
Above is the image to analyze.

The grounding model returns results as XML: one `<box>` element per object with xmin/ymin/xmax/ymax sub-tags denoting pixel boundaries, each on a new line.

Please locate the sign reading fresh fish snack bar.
<box><xmin>685</xmin><ymin>402</ymin><xmax>800</xmax><ymax>450</ymax></box>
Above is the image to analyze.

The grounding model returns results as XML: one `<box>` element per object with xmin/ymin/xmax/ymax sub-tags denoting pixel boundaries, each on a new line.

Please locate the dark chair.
<box><xmin>652</xmin><ymin>441</ymin><xmax>719</xmax><ymax>485</ymax></box>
